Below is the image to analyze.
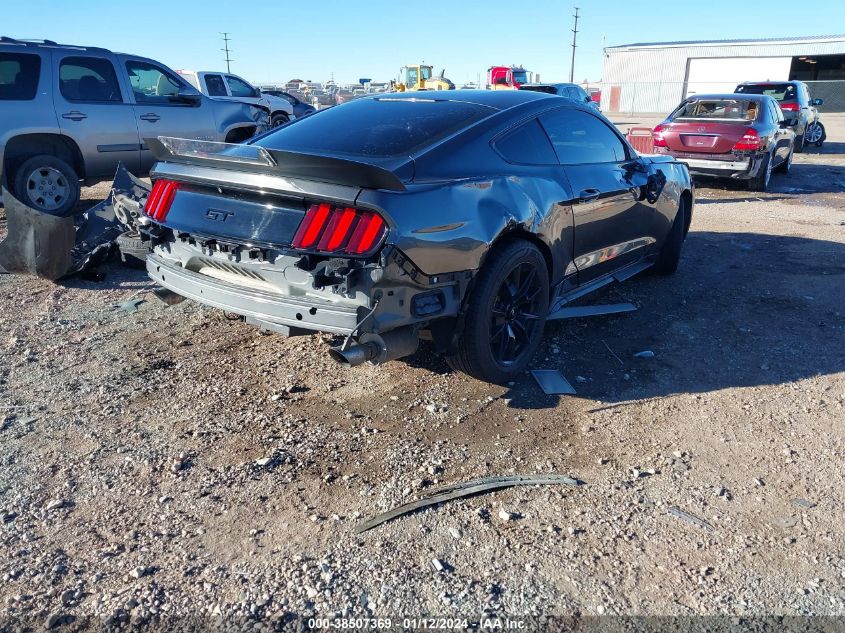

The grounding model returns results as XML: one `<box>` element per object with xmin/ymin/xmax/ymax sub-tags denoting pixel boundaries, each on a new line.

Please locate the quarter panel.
<box><xmin>356</xmin><ymin>172</ymin><xmax>575</xmax><ymax>281</ymax></box>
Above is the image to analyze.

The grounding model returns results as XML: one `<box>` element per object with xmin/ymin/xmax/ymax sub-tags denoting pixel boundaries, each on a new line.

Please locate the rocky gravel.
<box><xmin>1</xmin><ymin>148</ymin><xmax>844</xmax><ymax>628</ymax></box>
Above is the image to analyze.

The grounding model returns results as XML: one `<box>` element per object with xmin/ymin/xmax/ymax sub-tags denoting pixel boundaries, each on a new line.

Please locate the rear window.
<box><xmin>520</xmin><ymin>85</ymin><xmax>557</xmax><ymax>95</ymax></box>
<box><xmin>736</xmin><ymin>83</ymin><xmax>796</xmax><ymax>102</ymax></box>
<box><xmin>254</xmin><ymin>98</ymin><xmax>493</xmax><ymax>158</ymax></box>
<box><xmin>0</xmin><ymin>52</ymin><xmax>41</xmax><ymax>101</ymax></box>
<box><xmin>672</xmin><ymin>99</ymin><xmax>760</xmax><ymax>121</ymax></box>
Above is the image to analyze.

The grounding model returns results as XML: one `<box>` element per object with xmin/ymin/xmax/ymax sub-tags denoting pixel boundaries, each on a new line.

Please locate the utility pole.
<box><xmin>221</xmin><ymin>32</ymin><xmax>233</xmax><ymax>73</ymax></box>
<box><xmin>569</xmin><ymin>7</ymin><xmax>580</xmax><ymax>83</ymax></box>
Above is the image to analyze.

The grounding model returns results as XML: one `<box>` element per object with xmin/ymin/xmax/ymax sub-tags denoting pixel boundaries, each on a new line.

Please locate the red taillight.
<box><xmin>346</xmin><ymin>212</ymin><xmax>386</xmax><ymax>255</ymax></box>
<box><xmin>652</xmin><ymin>124</ymin><xmax>667</xmax><ymax>148</ymax></box>
<box><xmin>145</xmin><ymin>179</ymin><xmax>183</xmax><ymax>222</ymax></box>
<box><xmin>292</xmin><ymin>204</ymin><xmax>387</xmax><ymax>256</ymax></box>
<box><xmin>292</xmin><ymin>202</ymin><xmax>331</xmax><ymax>249</ymax></box>
<box><xmin>780</xmin><ymin>102</ymin><xmax>799</xmax><ymax>112</ymax></box>
<box><xmin>732</xmin><ymin>128</ymin><xmax>761</xmax><ymax>151</ymax></box>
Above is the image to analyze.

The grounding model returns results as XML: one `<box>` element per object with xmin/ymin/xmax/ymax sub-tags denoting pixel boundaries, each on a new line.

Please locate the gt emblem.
<box><xmin>205</xmin><ymin>208</ymin><xmax>234</xmax><ymax>222</ymax></box>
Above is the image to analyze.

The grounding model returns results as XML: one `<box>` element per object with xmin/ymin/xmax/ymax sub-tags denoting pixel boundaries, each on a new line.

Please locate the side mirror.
<box><xmin>811</xmin><ymin>98</ymin><xmax>823</xmax><ymax>107</ymax></box>
<box><xmin>175</xmin><ymin>87</ymin><xmax>201</xmax><ymax>105</ymax></box>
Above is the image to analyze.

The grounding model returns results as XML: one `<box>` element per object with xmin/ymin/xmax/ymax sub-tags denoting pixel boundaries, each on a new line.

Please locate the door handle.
<box><xmin>61</xmin><ymin>111</ymin><xmax>87</xmax><ymax>121</ymax></box>
<box><xmin>140</xmin><ymin>113</ymin><xmax>161</xmax><ymax>122</ymax></box>
<box><xmin>578</xmin><ymin>189</ymin><xmax>601</xmax><ymax>203</ymax></box>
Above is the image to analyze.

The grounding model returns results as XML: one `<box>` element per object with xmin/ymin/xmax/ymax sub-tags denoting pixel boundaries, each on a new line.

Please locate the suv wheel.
<box><xmin>13</xmin><ymin>155</ymin><xmax>80</xmax><ymax>216</ymax></box>
<box><xmin>271</xmin><ymin>112</ymin><xmax>290</xmax><ymax>127</ymax></box>
<box><xmin>447</xmin><ymin>240</ymin><xmax>549</xmax><ymax>383</ymax></box>
<box><xmin>805</xmin><ymin>122</ymin><xmax>825</xmax><ymax>147</ymax></box>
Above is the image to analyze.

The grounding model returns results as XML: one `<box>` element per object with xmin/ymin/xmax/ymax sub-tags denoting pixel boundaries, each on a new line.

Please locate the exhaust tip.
<box><xmin>328</xmin><ymin>347</ymin><xmax>354</xmax><ymax>367</ymax></box>
<box><xmin>328</xmin><ymin>342</ymin><xmax>379</xmax><ymax>368</ymax></box>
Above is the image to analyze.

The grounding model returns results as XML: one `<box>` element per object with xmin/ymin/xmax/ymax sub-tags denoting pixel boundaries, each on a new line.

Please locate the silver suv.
<box><xmin>0</xmin><ymin>37</ymin><xmax>270</xmax><ymax>214</ymax></box>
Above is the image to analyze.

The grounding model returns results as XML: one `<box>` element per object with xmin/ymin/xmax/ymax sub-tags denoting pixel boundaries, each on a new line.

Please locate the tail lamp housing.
<box><xmin>732</xmin><ymin>128</ymin><xmax>761</xmax><ymax>151</ymax></box>
<box><xmin>145</xmin><ymin>179</ymin><xmax>182</xmax><ymax>222</ymax></box>
<box><xmin>292</xmin><ymin>203</ymin><xmax>387</xmax><ymax>257</ymax></box>
<box><xmin>652</xmin><ymin>124</ymin><xmax>668</xmax><ymax>148</ymax></box>
<box><xmin>779</xmin><ymin>102</ymin><xmax>800</xmax><ymax>112</ymax></box>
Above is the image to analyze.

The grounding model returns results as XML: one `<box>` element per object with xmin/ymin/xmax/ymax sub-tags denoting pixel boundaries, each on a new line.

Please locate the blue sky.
<box><xmin>5</xmin><ymin>0</ymin><xmax>845</xmax><ymax>86</ymax></box>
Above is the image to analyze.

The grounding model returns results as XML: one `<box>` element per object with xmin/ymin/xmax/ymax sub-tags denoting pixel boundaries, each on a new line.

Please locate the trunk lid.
<box><xmin>661</xmin><ymin>120</ymin><xmax>749</xmax><ymax>154</ymax></box>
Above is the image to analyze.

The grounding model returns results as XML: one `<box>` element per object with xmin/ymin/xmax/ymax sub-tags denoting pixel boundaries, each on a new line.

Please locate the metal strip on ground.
<box><xmin>547</xmin><ymin>302</ymin><xmax>638</xmax><ymax>321</ymax></box>
<box><xmin>355</xmin><ymin>474</ymin><xmax>583</xmax><ymax>534</ymax></box>
<box><xmin>531</xmin><ymin>370</ymin><xmax>577</xmax><ymax>395</ymax></box>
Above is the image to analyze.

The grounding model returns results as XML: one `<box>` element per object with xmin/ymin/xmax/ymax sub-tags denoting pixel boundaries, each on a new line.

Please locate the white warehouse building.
<box><xmin>601</xmin><ymin>35</ymin><xmax>845</xmax><ymax>114</ymax></box>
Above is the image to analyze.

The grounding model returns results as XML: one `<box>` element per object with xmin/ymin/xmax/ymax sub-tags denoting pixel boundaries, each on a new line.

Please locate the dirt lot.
<box><xmin>1</xmin><ymin>131</ymin><xmax>844</xmax><ymax>628</ymax></box>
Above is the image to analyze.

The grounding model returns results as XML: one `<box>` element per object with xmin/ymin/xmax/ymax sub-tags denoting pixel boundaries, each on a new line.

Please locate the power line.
<box><xmin>569</xmin><ymin>7</ymin><xmax>580</xmax><ymax>83</ymax></box>
<box><xmin>220</xmin><ymin>32</ymin><xmax>233</xmax><ymax>73</ymax></box>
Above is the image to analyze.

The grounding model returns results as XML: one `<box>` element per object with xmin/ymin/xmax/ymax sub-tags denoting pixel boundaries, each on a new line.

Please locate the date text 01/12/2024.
<box><xmin>306</xmin><ymin>617</ymin><xmax>526</xmax><ymax>630</ymax></box>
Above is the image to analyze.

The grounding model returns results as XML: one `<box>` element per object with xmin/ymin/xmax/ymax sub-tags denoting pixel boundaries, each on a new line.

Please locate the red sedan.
<box><xmin>652</xmin><ymin>94</ymin><xmax>795</xmax><ymax>191</ymax></box>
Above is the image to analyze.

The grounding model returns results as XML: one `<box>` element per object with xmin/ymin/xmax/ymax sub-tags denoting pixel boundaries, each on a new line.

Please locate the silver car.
<box><xmin>0</xmin><ymin>37</ymin><xmax>270</xmax><ymax>214</ymax></box>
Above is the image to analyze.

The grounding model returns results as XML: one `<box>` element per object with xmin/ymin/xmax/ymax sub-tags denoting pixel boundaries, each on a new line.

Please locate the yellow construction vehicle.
<box><xmin>396</xmin><ymin>65</ymin><xmax>455</xmax><ymax>91</ymax></box>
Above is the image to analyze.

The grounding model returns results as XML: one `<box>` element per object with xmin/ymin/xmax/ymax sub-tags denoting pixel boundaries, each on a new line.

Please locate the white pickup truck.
<box><xmin>177</xmin><ymin>70</ymin><xmax>295</xmax><ymax>127</ymax></box>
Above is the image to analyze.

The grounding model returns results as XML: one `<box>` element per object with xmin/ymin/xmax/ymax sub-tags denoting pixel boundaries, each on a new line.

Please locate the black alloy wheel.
<box><xmin>489</xmin><ymin>261</ymin><xmax>545</xmax><ymax>366</ymax></box>
<box><xmin>447</xmin><ymin>240</ymin><xmax>549</xmax><ymax>383</ymax></box>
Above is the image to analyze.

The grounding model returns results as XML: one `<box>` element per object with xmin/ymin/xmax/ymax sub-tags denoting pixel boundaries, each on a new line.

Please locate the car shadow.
<box><xmin>693</xmin><ymin>162</ymin><xmax>845</xmax><ymax>196</ymax></box>
<box><xmin>402</xmin><ymin>231</ymin><xmax>845</xmax><ymax>408</ymax></box>
<box><xmin>802</xmin><ymin>141</ymin><xmax>845</xmax><ymax>155</ymax></box>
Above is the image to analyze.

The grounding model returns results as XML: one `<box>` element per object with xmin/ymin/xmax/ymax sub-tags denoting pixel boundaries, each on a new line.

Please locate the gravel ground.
<box><xmin>1</xmin><ymin>141</ymin><xmax>844</xmax><ymax>628</ymax></box>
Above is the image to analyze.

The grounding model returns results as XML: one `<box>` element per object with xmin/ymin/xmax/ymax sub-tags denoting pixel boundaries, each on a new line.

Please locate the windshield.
<box><xmin>254</xmin><ymin>98</ymin><xmax>494</xmax><ymax>158</ymax></box>
<box><xmin>736</xmin><ymin>83</ymin><xmax>796</xmax><ymax>101</ymax></box>
<box><xmin>672</xmin><ymin>99</ymin><xmax>760</xmax><ymax>121</ymax></box>
<box><xmin>512</xmin><ymin>71</ymin><xmax>529</xmax><ymax>84</ymax></box>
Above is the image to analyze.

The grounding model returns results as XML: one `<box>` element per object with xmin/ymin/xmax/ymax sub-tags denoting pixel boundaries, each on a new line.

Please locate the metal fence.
<box><xmin>597</xmin><ymin>80</ymin><xmax>845</xmax><ymax>114</ymax></box>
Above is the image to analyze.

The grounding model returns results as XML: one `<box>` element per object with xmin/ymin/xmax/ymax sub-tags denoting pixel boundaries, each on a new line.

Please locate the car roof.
<box><xmin>522</xmin><ymin>82</ymin><xmax>580</xmax><ymax>89</ymax></box>
<box><xmin>685</xmin><ymin>93</ymin><xmax>772</xmax><ymax>102</ymax></box>
<box><xmin>363</xmin><ymin>89</ymin><xmax>554</xmax><ymax>110</ymax></box>
<box><xmin>737</xmin><ymin>80</ymin><xmax>801</xmax><ymax>86</ymax></box>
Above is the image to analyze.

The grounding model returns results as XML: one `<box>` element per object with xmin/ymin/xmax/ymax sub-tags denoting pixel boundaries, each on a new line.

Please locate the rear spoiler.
<box><xmin>145</xmin><ymin>136</ymin><xmax>406</xmax><ymax>192</ymax></box>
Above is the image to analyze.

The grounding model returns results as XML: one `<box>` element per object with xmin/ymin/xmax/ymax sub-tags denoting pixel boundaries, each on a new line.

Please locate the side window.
<box><xmin>59</xmin><ymin>56</ymin><xmax>121</xmax><ymax>103</ymax></box>
<box><xmin>494</xmin><ymin>119</ymin><xmax>558</xmax><ymax>165</ymax></box>
<box><xmin>126</xmin><ymin>61</ymin><xmax>186</xmax><ymax>104</ymax></box>
<box><xmin>205</xmin><ymin>74</ymin><xmax>227</xmax><ymax>96</ymax></box>
<box><xmin>226</xmin><ymin>75</ymin><xmax>255</xmax><ymax>98</ymax></box>
<box><xmin>539</xmin><ymin>109</ymin><xmax>627</xmax><ymax>164</ymax></box>
<box><xmin>770</xmin><ymin>101</ymin><xmax>783</xmax><ymax>123</ymax></box>
<box><xmin>0</xmin><ymin>52</ymin><xmax>40</xmax><ymax>100</ymax></box>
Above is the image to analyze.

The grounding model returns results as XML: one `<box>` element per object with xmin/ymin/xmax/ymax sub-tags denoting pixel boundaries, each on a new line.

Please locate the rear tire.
<box><xmin>794</xmin><ymin>130</ymin><xmax>805</xmax><ymax>153</ymax></box>
<box><xmin>652</xmin><ymin>196</ymin><xmax>686</xmax><ymax>276</ymax></box>
<box><xmin>447</xmin><ymin>240</ymin><xmax>549</xmax><ymax>383</ymax></box>
<box><xmin>775</xmin><ymin>147</ymin><xmax>793</xmax><ymax>174</ymax></box>
<box><xmin>746</xmin><ymin>153</ymin><xmax>771</xmax><ymax>191</ymax></box>
<box><xmin>12</xmin><ymin>155</ymin><xmax>80</xmax><ymax>216</ymax></box>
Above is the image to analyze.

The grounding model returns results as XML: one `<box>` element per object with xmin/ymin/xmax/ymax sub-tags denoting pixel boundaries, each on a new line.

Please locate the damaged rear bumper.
<box><xmin>145</xmin><ymin>231</ymin><xmax>473</xmax><ymax>355</ymax></box>
<box><xmin>147</xmin><ymin>252</ymin><xmax>360</xmax><ymax>334</ymax></box>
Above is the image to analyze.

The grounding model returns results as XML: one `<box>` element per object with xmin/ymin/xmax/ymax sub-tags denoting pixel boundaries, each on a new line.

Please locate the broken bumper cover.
<box><xmin>147</xmin><ymin>252</ymin><xmax>360</xmax><ymax>334</ymax></box>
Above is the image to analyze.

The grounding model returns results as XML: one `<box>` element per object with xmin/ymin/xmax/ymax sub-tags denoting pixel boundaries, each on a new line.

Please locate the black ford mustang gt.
<box><xmin>140</xmin><ymin>90</ymin><xmax>693</xmax><ymax>383</ymax></box>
